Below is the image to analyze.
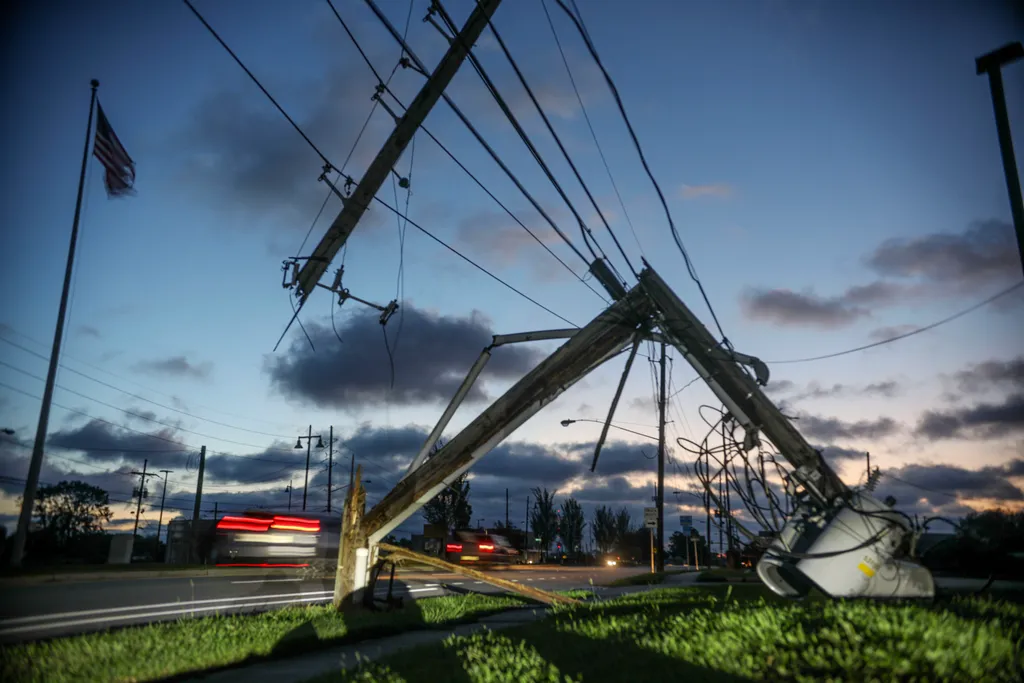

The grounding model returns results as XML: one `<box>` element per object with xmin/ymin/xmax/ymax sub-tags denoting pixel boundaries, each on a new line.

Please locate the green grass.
<box><xmin>311</xmin><ymin>585</ymin><xmax>1024</xmax><ymax>682</ymax></box>
<box><xmin>0</xmin><ymin>593</ymin><xmax>529</xmax><ymax>683</ymax></box>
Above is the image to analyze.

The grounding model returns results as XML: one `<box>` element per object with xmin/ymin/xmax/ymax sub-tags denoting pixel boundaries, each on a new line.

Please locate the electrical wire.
<box><xmin>463</xmin><ymin>1</ymin><xmax>637</xmax><ymax>279</ymax></box>
<box><xmin>430</xmin><ymin>2</ymin><xmax>609</xmax><ymax>269</ymax></box>
<box><xmin>539</xmin><ymin>0</ymin><xmax>645</xmax><ymax>259</ymax></box>
<box><xmin>551</xmin><ymin>0</ymin><xmax>730</xmax><ymax>344</ymax></box>
<box><xmin>767</xmin><ymin>280</ymin><xmax>1024</xmax><ymax>364</ymax></box>
<box><xmin>356</xmin><ymin>0</ymin><xmax>597</xmax><ymax>274</ymax></box>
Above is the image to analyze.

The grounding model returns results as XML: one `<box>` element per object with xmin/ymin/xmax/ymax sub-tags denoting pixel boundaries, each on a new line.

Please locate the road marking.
<box><xmin>452</xmin><ymin>582</ymin><xmax>464</xmax><ymax>585</ymax></box>
<box><xmin>0</xmin><ymin>590</ymin><xmax>334</xmax><ymax>626</ymax></box>
<box><xmin>231</xmin><ymin>578</ymin><xmax>304</xmax><ymax>585</ymax></box>
<box><xmin>473</xmin><ymin>581</ymin><xmax>483</xmax><ymax>585</ymax></box>
<box><xmin>526</xmin><ymin>578</ymin><xmax>533</xmax><ymax>581</ymax></box>
<box><xmin>407</xmin><ymin>587</ymin><xmax>440</xmax><ymax>593</ymax></box>
<box><xmin>0</xmin><ymin>595</ymin><xmax>332</xmax><ymax>637</ymax></box>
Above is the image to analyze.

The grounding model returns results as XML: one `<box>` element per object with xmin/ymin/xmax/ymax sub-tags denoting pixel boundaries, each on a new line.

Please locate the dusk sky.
<box><xmin>1</xmin><ymin>0</ymin><xmax>1022</xmax><ymax>546</ymax></box>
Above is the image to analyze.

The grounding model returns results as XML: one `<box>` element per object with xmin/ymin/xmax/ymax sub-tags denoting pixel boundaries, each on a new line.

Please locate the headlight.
<box><xmin>606</xmin><ymin>559</ymin><xmax>617</xmax><ymax>566</ymax></box>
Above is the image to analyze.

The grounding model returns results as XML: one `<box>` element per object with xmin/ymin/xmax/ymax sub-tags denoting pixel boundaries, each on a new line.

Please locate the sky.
<box><xmin>1</xmin><ymin>0</ymin><xmax>1022</xmax><ymax>550</ymax></box>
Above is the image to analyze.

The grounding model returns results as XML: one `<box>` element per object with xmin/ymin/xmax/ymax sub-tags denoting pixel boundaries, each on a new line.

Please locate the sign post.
<box><xmin>644</xmin><ymin>507</ymin><xmax>657</xmax><ymax>572</ymax></box>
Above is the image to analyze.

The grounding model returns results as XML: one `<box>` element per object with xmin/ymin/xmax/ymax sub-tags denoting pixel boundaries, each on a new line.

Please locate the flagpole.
<box><xmin>9</xmin><ymin>79</ymin><xmax>100</xmax><ymax>567</ymax></box>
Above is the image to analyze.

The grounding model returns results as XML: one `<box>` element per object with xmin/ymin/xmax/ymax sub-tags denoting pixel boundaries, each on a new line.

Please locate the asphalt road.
<box><xmin>0</xmin><ymin>565</ymin><xmax>658</xmax><ymax>643</ymax></box>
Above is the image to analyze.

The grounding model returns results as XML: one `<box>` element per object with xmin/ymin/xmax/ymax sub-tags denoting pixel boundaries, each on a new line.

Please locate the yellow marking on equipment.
<box><xmin>857</xmin><ymin>562</ymin><xmax>875</xmax><ymax>577</ymax></box>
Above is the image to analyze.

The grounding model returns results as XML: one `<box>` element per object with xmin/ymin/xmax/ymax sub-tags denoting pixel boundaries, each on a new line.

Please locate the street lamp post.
<box><xmin>560</xmin><ymin>418</ymin><xmax>658</xmax><ymax>442</ymax></box>
<box><xmin>295</xmin><ymin>427</ymin><xmax>324</xmax><ymax>511</ymax></box>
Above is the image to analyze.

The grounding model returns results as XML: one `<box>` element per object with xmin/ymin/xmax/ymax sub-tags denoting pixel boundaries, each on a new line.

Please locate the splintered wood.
<box><xmin>376</xmin><ymin>542</ymin><xmax>580</xmax><ymax>606</ymax></box>
<box><xmin>333</xmin><ymin>465</ymin><xmax>366</xmax><ymax>610</ymax></box>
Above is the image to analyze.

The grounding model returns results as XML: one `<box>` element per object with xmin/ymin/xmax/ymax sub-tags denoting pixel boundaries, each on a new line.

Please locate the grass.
<box><xmin>0</xmin><ymin>593</ymin><xmax>529</xmax><ymax>683</ymax></box>
<box><xmin>309</xmin><ymin>585</ymin><xmax>1024</xmax><ymax>682</ymax></box>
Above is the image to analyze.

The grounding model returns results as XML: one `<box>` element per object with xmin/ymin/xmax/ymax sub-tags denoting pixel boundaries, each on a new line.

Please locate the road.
<box><xmin>0</xmin><ymin>565</ymin><xmax>660</xmax><ymax>643</ymax></box>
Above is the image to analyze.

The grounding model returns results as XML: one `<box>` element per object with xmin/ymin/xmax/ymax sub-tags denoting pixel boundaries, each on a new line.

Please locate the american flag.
<box><xmin>92</xmin><ymin>102</ymin><xmax>135</xmax><ymax>198</ymax></box>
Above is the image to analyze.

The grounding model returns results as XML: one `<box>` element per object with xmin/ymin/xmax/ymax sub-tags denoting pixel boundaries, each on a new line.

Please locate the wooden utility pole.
<box><xmin>155</xmin><ymin>470</ymin><xmax>173</xmax><ymax>560</ymax></box>
<box><xmin>190</xmin><ymin>445</ymin><xmax>206</xmax><ymax>564</ymax></box>
<box><xmin>131</xmin><ymin>460</ymin><xmax>158</xmax><ymax>556</ymax></box>
<box><xmin>976</xmin><ymin>43</ymin><xmax>1024</xmax><ymax>277</ymax></box>
<box><xmin>294</xmin><ymin>0</ymin><xmax>503</xmax><ymax>302</ymax></box>
<box><xmin>326</xmin><ymin>426</ymin><xmax>334</xmax><ymax>513</ymax></box>
<box><xmin>656</xmin><ymin>341</ymin><xmax>667</xmax><ymax>573</ymax></box>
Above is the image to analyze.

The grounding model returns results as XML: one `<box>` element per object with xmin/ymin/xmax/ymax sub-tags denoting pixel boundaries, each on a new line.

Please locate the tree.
<box><xmin>614</xmin><ymin>507</ymin><xmax>632</xmax><ymax>551</ymax></box>
<box><xmin>559</xmin><ymin>498</ymin><xmax>586</xmax><ymax>561</ymax></box>
<box><xmin>591</xmin><ymin>505</ymin><xmax>617</xmax><ymax>555</ymax></box>
<box><xmin>530</xmin><ymin>487</ymin><xmax>558</xmax><ymax>559</ymax></box>
<box><xmin>33</xmin><ymin>480</ymin><xmax>112</xmax><ymax>550</ymax></box>
<box><xmin>422</xmin><ymin>473</ymin><xmax>472</xmax><ymax>532</ymax></box>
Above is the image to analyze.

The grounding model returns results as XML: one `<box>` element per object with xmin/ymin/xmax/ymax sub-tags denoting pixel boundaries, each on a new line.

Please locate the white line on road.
<box><xmin>0</xmin><ymin>595</ymin><xmax>332</xmax><ymax>637</ymax></box>
<box><xmin>452</xmin><ymin>582</ymin><xmax>464</xmax><ymax>585</ymax></box>
<box><xmin>231</xmin><ymin>578</ymin><xmax>304</xmax><ymax>585</ymax></box>
<box><xmin>0</xmin><ymin>590</ymin><xmax>334</xmax><ymax>626</ymax></box>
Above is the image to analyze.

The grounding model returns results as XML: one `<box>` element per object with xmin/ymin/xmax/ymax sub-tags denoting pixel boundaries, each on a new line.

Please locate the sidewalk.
<box><xmin>183</xmin><ymin>606</ymin><xmax>551</xmax><ymax>683</ymax></box>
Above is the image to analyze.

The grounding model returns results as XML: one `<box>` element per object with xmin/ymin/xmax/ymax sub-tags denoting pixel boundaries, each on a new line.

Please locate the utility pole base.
<box><xmin>333</xmin><ymin>466</ymin><xmax>367</xmax><ymax>610</ymax></box>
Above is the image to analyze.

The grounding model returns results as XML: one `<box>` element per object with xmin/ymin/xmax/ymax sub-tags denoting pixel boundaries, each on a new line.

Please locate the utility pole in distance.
<box><xmin>326</xmin><ymin>426</ymin><xmax>334</xmax><ymax>513</ymax></box>
<box><xmin>295</xmin><ymin>426</ymin><xmax>323</xmax><ymax>511</ymax></box>
<box><xmin>155</xmin><ymin>470</ymin><xmax>173</xmax><ymax>561</ymax></box>
<box><xmin>976</xmin><ymin>42</ymin><xmax>1024</xmax><ymax>277</ymax></box>
<box><xmin>656</xmin><ymin>341</ymin><xmax>667</xmax><ymax>572</ymax></box>
<box><xmin>131</xmin><ymin>459</ymin><xmax>159</xmax><ymax>557</ymax></box>
<box><xmin>190</xmin><ymin>445</ymin><xmax>206</xmax><ymax>564</ymax></box>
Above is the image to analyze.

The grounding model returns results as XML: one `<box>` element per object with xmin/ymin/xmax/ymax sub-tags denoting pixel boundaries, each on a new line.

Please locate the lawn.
<box><xmin>0</xmin><ymin>593</ymin><xmax>529</xmax><ymax>683</ymax></box>
<box><xmin>308</xmin><ymin>585</ymin><xmax>1024</xmax><ymax>682</ymax></box>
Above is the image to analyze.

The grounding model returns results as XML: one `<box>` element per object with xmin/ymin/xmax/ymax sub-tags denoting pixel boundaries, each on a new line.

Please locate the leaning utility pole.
<box><xmin>656</xmin><ymin>341</ymin><xmax>667</xmax><ymax>573</ymax></box>
<box><xmin>291</xmin><ymin>0</ymin><xmax>502</xmax><ymax>303</ymax></box>
<box><xmin>976</xmin><ymin>42</ymin><xmax>1024</xmax><ymax>277</ymax></box>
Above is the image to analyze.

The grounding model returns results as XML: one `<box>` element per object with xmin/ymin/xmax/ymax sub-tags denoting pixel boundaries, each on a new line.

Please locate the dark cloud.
<box><xmin>794</xmin><ymin>413</ymin><xmax>901</xmax><ymax>441</ymax></box>
<box><xmin>865</xmin><ymin>219</ymin><xmax>1019</xmax><ymax>290</ymax></box>
<box><xmin>877</xmin><ymin>460</ymin><xmax>1024</xmax><ymax>508</ymax></box>
<box><xmin>740</xmin><ymin>287</ymin><xmax>870</xmax><ymax>328</ymax></box>
<box><xmin>763</xmin><ymin>379</ymin><xmax>796</xmax><ymax>395</ymax></box>
<box><xmin>816</xmin><ymin>444</ymin><xmax>867</xmax><ymax>463</ymax></box>
<box><xmin>915</xmin><ymin>393</ymin><xmax>1024</xmax><ymax>441</ymax></box>
<box><xmin>133</xmin><ymin>355</ymin><xmax>212</xmax><ymax>380</ymax></box>
<box><xmin>773</xmin><ymin>380</ymin><xmax>901</xmax><ymax>403</ymax></box>
<box><xmin>265</xmin><ymin>304</ymin><xmax>544</xmax><ymax>409</ymax></box>
<box><xmin>76</xmin><ymin>324</ymin><xmax>101</xmax><ymax>339</ymax></box>
<box><xmin>952</xmin><ymin>356</ymin><xmax>1024</xmax><ymax>395</ymax></box>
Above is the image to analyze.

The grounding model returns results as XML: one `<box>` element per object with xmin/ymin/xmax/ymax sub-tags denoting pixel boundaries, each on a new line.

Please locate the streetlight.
<box><xmin>560</xmin><ymin>418</ymin><xmax>658</xmax><ymax>442</ymax></box>
<box><xmin>295</xmin><ymin>427</ymin><xmax>325</xmax><ymax>511</ymax></box>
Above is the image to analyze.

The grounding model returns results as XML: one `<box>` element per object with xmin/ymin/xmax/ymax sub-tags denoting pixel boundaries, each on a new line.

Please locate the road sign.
<box><xmin>679</xmin><ymin>514</ymin><xmax>692</xmax><ymax>535</ymax></box>
<box><xmin>643</xmin><ymin>507</ymin><xmax>657</xmax><ymax>528</ymax></box>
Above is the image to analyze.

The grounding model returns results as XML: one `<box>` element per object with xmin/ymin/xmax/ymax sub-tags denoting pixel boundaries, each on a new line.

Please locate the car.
<box><xmin>444</xmin><ymin>529</ymin><xmax>518</xmax><ymax>565</ymax></box>
<box><xmin>210</xmin><ymin>511</ymin><xmax>340</xmax><ymax>570</ymax></box>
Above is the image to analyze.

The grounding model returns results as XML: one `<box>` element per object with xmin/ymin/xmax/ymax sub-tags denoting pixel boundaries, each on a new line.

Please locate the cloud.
<box><xmin>780</xmin><ymin>380</ymin><xmax>901</xmax><ymax>403</ymax></box>
<box><xmin>865</xmin><ymin>219</ymin><xmax>1019</xmax><ymax>291</ymax></box>
<box><xmin>794</xmin><ymin>413</ymin><xmax>901</xmax><ymax>441</ymax></box>
<box><xmin>454</xmin><ymin>209</ymin><xmax>563</xmax><ymax>267</ymax></box>
<box><xmin>76</xmin><ymin>325</ymin><xmax>101</xmax><ymax>339</ymax></box>
<box><xmin>680</xmin><ymin>183</ymin><xmax>734</xmax><ymax>200</ymax></box>
<box><xmin>915</xmin><ymin>393</ymin><xmax>1024</xmax><ymax>441</ymax></box>
<box><xmin>951</xmin><ymin>356</ymin><xmax>1024</xmax><ymax>395</ymax></box>
<box><xmin>265</xmin><ymin>304</ymin><xmax>544</xmax><ymax>409</ymax></box>
<box><xmin>817</xmin><ymin>444</ymin><xmax>868</xmax><ymax>463</ymax></box>
<box><xmin>740</xmin><ymin>288</ymin><xmax>870</xmax><ymax>328</ymax></box>
<box><xmin>868</xmin><ymin>324</ymin><xmax>919</xmax><ymax>341</ymax></box>
<box><xmin>133</xmin><ymin>355</ymin><xmax>212</xmax><ymax>380</ymax></box>
<box><xmin>878</xmin><ymin>459</ymin><xmax>1024</xmax><ymax>508</ymax></box>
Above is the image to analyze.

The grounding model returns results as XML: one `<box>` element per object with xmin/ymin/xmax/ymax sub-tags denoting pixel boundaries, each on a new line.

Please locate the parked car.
<box><xmin>445</xmin><ymin>529</ymin><xmax>518</xmax><ymax>565</ymax></box>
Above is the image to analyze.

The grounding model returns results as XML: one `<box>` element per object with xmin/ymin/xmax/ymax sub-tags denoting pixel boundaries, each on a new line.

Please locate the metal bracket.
<box><xmin>316</xmin><ymin>267</ymin><xmax>399</xmax><ymax>325</ymax></box>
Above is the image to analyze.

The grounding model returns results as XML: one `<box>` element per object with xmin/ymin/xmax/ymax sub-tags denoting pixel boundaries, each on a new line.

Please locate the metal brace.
<box><xmin>318</xmin><ymin>164</ymin><xmax>350</xmax><ymax>203</ymax></box>
<box><xmin>317</xmin><ymin>267</ymin><xmax>400</xmax><ymax>326</ymax></box>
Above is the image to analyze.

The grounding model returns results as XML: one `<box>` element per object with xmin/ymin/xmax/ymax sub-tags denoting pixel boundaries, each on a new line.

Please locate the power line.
<box><xmin>182</xmin><ymin>0</ymin><xmax>332</xmax><ymax>167</ymax></box>
<box><xmin>0</xmin><ymin>327</ymin><xmax>295</xmax><ymax>430</ymax></box>
<box><xmin>354</xmin><ymin>0</ymin><xmax>599</xmax><ymax>278</ymax></box>
<box><xmin>471</xmin><ymin>3</ymin><xmax>637</xmax><ymax>279</ymax></box>
<box><xmin>552</xmin><ymin>0</ymin><xmax>730</xmax><ymax>343</ymax></box>
<box><xmin>0</xmin><ymin>380</ymin><xmax>300</xmax><ymax>465</ymax></box>
<box><xmin>187</xmin><ymin>0</ymin><xmax>579</xmax><ymax>331</ymax></box>
<box><xmin>0</xmin><ymin>337</ymin><xmax>293</xmax><ymax>439</ymax></box>
<box><xmin>766</xmin><ymin>280</ymin><xmax>1024</xmax><ymax>364</ymax></box>
<box><xmin>430</xmin><ymin>2</ymin><xmax>607</xmax><ymax>267</ymax></box>
<box><xmin>539</xmin><ymin>0</ymin><xmax>644</xmax><ymax>258</ymax></box>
